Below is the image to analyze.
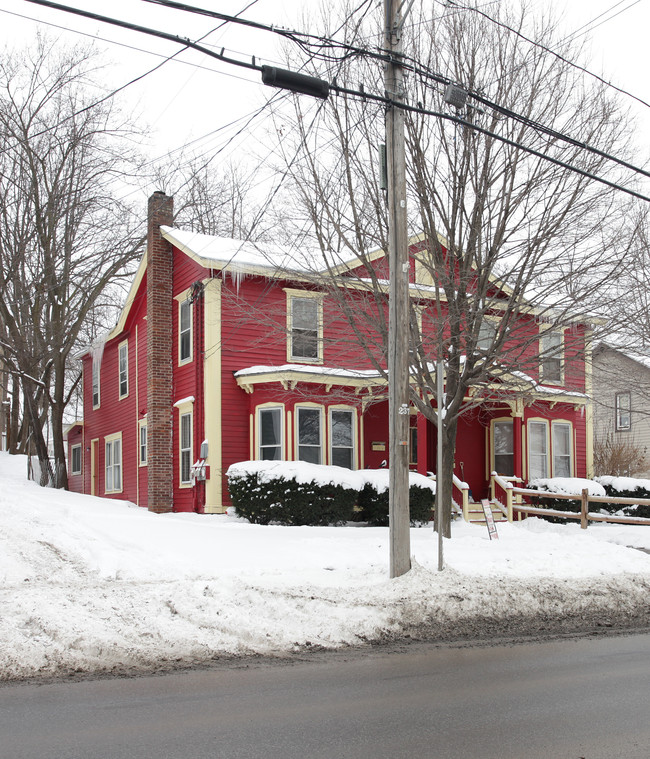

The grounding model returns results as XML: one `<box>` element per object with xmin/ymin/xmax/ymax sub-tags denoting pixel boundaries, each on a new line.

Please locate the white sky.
<box><xmin>0</xmin><ymin>0</ymin><xmax>648</xmax><ymax>204</ymax></box>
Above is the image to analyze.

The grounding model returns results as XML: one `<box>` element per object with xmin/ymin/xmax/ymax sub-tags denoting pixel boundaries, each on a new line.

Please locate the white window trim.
<box><xmin>70</xmin><ymin>443</ymin><xmax>82</xmax><ymax>476</ymax></box>
<box><xmin>256</xmin><ymin>403</ymin><xmax>285</xmax><ymax>461</ymax></box>
<box><xmin>177</xmin><ymin>293</ymin><xmax>193</xmax><ymax>366</ymax></box>
<box><xmin>615</xmin><ymin>392</ymin><xmax>631</xmax><ymax>431</ymax></box>
<box><xmin>104</xmin><ymin>432</ymin><xmax>123</xmax><ymax>494</ymax></box>
<box><xmin>118</xmin><ymin>339</ymin><xmax>129</xmax><ymax>399</ymax></box>
<box><xmin>92</xmin><ymin>357</ymin><xmax>100</xmax><ymax>409</ymax></box>
<box><xmin>551</xmin><ymin>420</ymin><xmax>574</xmax><ymax>478</ymax></box>
<box><xmin>138</xmin><ymin>418</ymin><xmax>148</xmax><ymax>467</ymax></box>
<box><xmin>175</xmin><ymin>398</ymin><xmax>194</xmax><ymax>488</ymax></box>
<box><xmin>477</xmin><ymin>315</ymin><xmax>499</xmax><ymax>352</ymax></box>
<box><xmin>295</xmin><ymin>403</ymin><xmax>324</xmax><ymax>464</ymax></box>
<box><xmin>329</xmin><ymin>406</ymin><xmax>357</xmax><ymax>469</ymax></box>
<box><xmin>491</xmin><ymin>417</ymin><xmax>514</xmax><ymax>477</ymax></box>
<box><xmin>539</xmin><ymin>327</ymin><xmax>565</xmax><ymax>386</ymax></box>
<box><xmin>285</xmin><ymin>289</ymin><xmax>324</xmax><ymax>364</ymax></box>
<box><xmin>527</xmin><ymin>419</ymin><xmax>549</xmax><ymax>481</ymax></box>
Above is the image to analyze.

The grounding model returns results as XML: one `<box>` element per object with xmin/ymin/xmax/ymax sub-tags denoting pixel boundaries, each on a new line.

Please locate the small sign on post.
<box><xmin>481</xmin><ymin>499</ymin><xmax>499</xmax><ymax>540</ymax></box>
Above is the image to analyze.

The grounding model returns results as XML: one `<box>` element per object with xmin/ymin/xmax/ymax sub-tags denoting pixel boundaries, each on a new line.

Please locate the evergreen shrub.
<box><xmin>227</xmin><ymin>466</ymin><xmax>358</xmax><ymax>526</ymax></box>
<box><xmin>595</xmin><ymin>477</ymin><xmax>650</xmax><ymax>518</ymax></box>
<box><xmin>356</xmin><ymin>482</ymin><xmax>434</xmax><ymax>526</ymax></box>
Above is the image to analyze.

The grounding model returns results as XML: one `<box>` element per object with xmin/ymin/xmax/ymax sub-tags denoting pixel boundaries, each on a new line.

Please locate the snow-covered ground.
<box><xmin>1</xmin><ymin>452</ymin><xmax>649</xmax><ymax>682</ymax></box>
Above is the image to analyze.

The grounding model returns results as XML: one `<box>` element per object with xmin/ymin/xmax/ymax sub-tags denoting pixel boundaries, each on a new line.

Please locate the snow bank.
<box><xmin>1</xmin><ymin>452</ymin><xmax>649</xmax><ymax>681</ymax></box>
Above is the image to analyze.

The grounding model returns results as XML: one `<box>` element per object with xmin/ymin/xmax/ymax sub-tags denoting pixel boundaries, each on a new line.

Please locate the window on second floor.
<box><xmin>118</xmin><ymin>340</ymin><xmax>128</xmax><ymax>398</ymax></box>
<box><xmin>92</xmin><ymin>357</ymin><xmax>100</xmax><ymax>408</ymax></box>
<box><xmin>477</xmin><ymin>319</ymin><xmax>497</xmax><ymax>352</ymax></box>
<box><xmin>615</xmin><ymin>392</ymin><xmax>631</xmax><ymax>431</ymax></box>
<box><xmin>179</xmin><ymin>298</ymin><xmax>192</xmax><ymax>364</ymax></box>
<box><xmin>289</xmin><ymin>294</ymin><xmax>322</xmax><ymax>362</ymax></box>
<box><xmin>540</xmin><ymin>331</ymin><xmax>563</xmax><ymax>384</ymax></box>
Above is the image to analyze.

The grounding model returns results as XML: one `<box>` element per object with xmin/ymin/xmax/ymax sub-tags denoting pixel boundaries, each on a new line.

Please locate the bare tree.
<box><xmin>0</xmin><ymin>37</ymin><xmax>144</xmax><ymax>486</ymax></box>
<box><xmin>269</xmin><ymin>1</ymin><xmax>640</xmax><ymax>534</ymax></box>
<box><xmin>151</xmin><ymin>155</ymin><xmax>274</xmax><ymax>241</ymax></box>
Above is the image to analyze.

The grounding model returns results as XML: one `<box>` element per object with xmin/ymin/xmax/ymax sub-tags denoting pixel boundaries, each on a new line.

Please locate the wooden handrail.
<box><xmin>500</xmin><ymin>478</ymin><xmax>650</xmax><ymax>527</ymax></box>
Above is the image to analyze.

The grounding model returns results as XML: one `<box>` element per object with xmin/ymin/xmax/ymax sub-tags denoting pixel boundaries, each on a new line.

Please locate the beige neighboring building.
<box><xmin>592</xmin><ymin>343</ymin><xmax>650</xmax><ymax>477</ymax></box>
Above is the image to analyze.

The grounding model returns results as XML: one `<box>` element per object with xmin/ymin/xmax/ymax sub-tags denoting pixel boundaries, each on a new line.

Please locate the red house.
<box><xmin>66</xmin><ymin>192</ymin><xmax>593</xmax><ymax>515</ymax></box>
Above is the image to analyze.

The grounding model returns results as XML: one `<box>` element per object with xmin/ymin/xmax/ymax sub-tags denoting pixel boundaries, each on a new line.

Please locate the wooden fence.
<box><xmin>490</xmin><ymin>472</ymin><xmax>650</xmax><ymax>528</ymax></box>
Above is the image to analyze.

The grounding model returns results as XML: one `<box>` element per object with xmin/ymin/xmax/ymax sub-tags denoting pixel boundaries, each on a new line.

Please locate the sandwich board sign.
<box><xmin>481</xmin><ymin>499</ymin><xmax>499</xmax><ymax>540</ymax></box>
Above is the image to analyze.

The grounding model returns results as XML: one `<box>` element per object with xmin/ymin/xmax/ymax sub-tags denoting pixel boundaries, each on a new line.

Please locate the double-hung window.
<box><xmin>527</xmin><ymin>419</ymin><xmax>573</xmax><ymax>480</ymax></box>
<box><xmin>289</xmin><ymin>295</ymin><xmax>321</xmax><ymax>361</ymax></box>
<box><xmin>477</xmin><ymin>320</ymin><xmax>496</xmax><ymax>352</ymax></box>
<box><xmin>330</xmin><ymin>409</ymin><xmax>354</xmax><ymax>469</ymax></box>
<box><xmin>297</xmin><ymin>407</ymin><xmax>322</xmax><ymax>464</ymax></box>
<box><xmin>615</xmin><ymin>392</ymin><xmax>631</xmax><ymax>431</ymax></box>
<box><xmin>92</xmin><ymin>357</ymin><xmax>100</xmax><ymax>408</ymax></box>
<box><xmin>179</xmin><ymin>299</ymin><xmax>192</xmax><ymax>364</ymax></box>
<box><xmin>180</xmin><ymin>412</ymin><xmax>193</xmax><ymax>485</ymax></box>
<box><xmin>70</xmin><ymin>444</ymin><xmax>82</xmax><ymax>476</ymax></box>
<box><xmin>105</xmin><ymin>434</ymin><xmax>122</xmax><ymax>493</ymax></box>
<box><xmin>540</xmin><ymin>331</ymin><xmax>563</xmax><ymax>384</ymax></box>
<box><xmin>552</xmin><ymin>422</ymin><xmax>572</xmax><ymax>477</ymax></box>
<box><xmin>118</xmin><ymin>341</ymin><xmax>128</xmax><ymax>398</ymax></box>
<box><xmin>259</xmin><ymin>407</ymin><xmax>283</xmax><ymax>460</ymax></box>
<box><xmin>493</xmin><ymin>420</ymin><xmax>514</xmax><ymax>477</ymax></box>
<box><xmin>139</xmin><ymin>420</ymin><xmax>148</xmax><ymax>466</ymax></box>
<box><xmin>528</xmin><ymin>421</ymin><xmax>548</xmax><ymax>480</ymax></box>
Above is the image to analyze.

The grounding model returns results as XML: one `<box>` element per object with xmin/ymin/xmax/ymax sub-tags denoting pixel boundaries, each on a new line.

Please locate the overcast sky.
<box><xmin>0</xmin><ymin>0</ymin><xmax>648</xmax><ymax>203</ymax></box>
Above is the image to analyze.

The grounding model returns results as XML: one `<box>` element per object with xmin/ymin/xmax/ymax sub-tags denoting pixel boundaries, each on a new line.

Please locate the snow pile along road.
<box><xmin>1</xmin><ymin>452</ymin><xmax>649</xmax><ymax>682</ymax></box>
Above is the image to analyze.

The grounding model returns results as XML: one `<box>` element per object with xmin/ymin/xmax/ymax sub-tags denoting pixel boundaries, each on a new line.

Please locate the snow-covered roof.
<box><xmin>510</xmin><ymin>370</ymin><xmax>588</xmax><ymax>400</ymax></box>
<box><xmin>161</xmin><ymin>226</ymin><xmax>351</xmax><ymax>275</ymax></box>
<box><xmin>596</xmin><ymin>342</ymin><xmax>650</xmax><ymax>371</ymax></box>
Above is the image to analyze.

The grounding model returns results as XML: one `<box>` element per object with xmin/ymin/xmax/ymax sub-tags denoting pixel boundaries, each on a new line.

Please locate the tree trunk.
<box><xmin>22</xmin><ymin>378</ymin><xmax>51</xmax><ymax>486</ymax></box>
<box><xmin>50</xmin><ymin>402</ymin><xmax>68</xmax><ymax>489</ymax></box>
<box><xmin>436</xmin><ymin>418</ymin><xmax>458</xmax><ymax>539</ymax></box>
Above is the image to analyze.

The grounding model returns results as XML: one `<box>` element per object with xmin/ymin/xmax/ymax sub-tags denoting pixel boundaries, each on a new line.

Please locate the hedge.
<box><xmin>226</xmin><ymin>461</ymin><xmax>435</xmax><ymax>526</ymax></box>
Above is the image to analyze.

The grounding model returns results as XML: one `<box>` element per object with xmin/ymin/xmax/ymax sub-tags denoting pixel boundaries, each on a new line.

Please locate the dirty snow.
<box><xmin>1</xmin><ymin>452</ymin><xmax>649</xmax><ymax>682</ymax></box>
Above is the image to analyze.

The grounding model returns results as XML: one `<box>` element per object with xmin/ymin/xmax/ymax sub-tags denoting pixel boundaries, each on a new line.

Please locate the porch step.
<box><xmin>465</xmin><ymin>502</ymin><xmax>508</xmax><ymax>523</ymax></box>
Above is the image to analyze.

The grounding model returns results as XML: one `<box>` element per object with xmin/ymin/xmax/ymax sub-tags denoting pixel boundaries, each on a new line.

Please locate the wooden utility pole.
<box><xmin>385</xmin><ymin>0</ymin><xmax>411</xmax><ymax>578</ymax></box>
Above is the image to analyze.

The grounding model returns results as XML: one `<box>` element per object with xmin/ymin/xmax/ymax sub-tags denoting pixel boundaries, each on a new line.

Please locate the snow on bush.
<box><xmin>595</xmin><ymin>475</ymin><xmax>650</xmax><ymax>494</ymax></box>
<box><xmin>227</xmin><ymin>459</ymin><xmax>365</xmax><ymax>491</ymax></box>
<box><xmin>527</xmin><ymin>477</ymin><xmax>606</xmax><ymax>497</ymax></box>
<box><xmin>355</xmin><ymin>468</ymin><xmax>436</xmax><ymax>494</ymax></box>
<box><xmin>226</xmin><ymin>460</ymin><xmax>436</xmax><ymax>494</ymax></box>
<box><xmin>226</xmin><ymin>461</ymin><xmax>437</xmax><ymax>526</ymax></box>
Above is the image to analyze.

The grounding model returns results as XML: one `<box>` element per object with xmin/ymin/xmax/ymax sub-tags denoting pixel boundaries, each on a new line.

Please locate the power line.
<box><xmin>18</xmin><ymin>0</ymin><xmax>650</xmax><ymax>205</ymax></box>
<box><xmin>561</xmin><ymin>0</ymin><xmax>643</xmax><ymax>43</ymax></box>
<box><xmin>437</xmin><ymin>0</ymin><xmax>650</xmax><ymax>112</ymax></box>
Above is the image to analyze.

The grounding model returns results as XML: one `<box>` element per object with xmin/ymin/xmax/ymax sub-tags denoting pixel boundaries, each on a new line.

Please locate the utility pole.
<box><xmin>385</xmin><ymin>0</ymin><xmax>411</xmax><ymax>578</ymax></box>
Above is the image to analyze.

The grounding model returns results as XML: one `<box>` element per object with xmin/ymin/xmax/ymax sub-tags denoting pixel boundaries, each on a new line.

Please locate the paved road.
<box><xmin>1</xmin><ymin>633</ymin><xmax>649</xmax><ymax>759</ymax></box>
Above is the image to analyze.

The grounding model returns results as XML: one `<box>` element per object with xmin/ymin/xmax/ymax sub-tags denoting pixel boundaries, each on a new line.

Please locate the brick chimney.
<box><xmin>146</xmin><ymin>191</ymin><xmax>174</xmax><ymax>513</ymax></box>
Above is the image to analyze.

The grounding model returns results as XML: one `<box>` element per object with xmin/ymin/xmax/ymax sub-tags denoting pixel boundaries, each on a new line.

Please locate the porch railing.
<box><xmin>427</xmin><ymin>473</ymin><xmax>469</xmax><ymax>519</ymax></box>
<box><xmin>490</xmin><ymin>471</ymin><xmax>650</xmax><ymax>527</ymax></box>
